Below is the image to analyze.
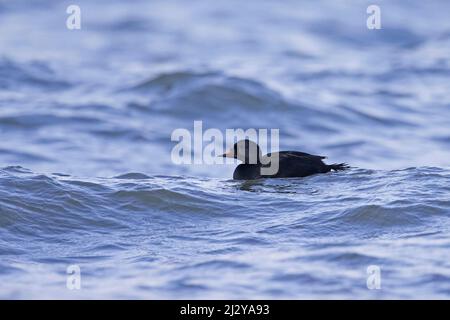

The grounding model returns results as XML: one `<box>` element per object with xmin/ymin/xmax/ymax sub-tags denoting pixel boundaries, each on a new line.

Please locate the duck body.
<box><xmin>222</xmin><ymin>140</ymin><xmax>348</xmax><ymax>180</ymax></box>
<box><xmin>233</xmin><ymin>151</ymin><xmax>345</xmax><ymax>180</ymax></box>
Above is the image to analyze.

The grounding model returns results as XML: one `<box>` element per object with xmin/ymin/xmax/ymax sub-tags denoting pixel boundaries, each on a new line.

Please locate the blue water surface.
<box><xmin>0</xmin><ymin>0</ymin><xmax>450</xmax><ymax>299</ymax></box>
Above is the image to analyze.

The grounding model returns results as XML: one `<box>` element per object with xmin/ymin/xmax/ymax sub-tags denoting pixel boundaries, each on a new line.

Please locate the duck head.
<box><xmin>220</xmin><ymin>139</ymin><xmax>262</xmax><ymax>164</ymax></box>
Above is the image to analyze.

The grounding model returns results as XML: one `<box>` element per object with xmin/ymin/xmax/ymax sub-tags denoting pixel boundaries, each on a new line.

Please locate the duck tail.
<box><xmin>328</xmin><ymin>163</ymin><xmax>350</xmax><ymax>171</ymax></box>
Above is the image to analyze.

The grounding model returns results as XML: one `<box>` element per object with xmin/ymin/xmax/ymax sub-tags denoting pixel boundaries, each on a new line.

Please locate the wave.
<box><xmin>120</xmin><ymin>68</ymin><xmax>444</xmax><ymax>135</ymax></box>
<box><xmin>120</xmin><ymin>70</ymin><xmax>407</xmax><ymax>135</ymax></box>
<box><xmin>0</xmin><ymin>57</ymin><xmax>71</xmax><ymax>91</ymax></box>
<box><xmin>1</xmin><ymin>166</ymin><xmax>449</xmax><ymax>240</ymax></box>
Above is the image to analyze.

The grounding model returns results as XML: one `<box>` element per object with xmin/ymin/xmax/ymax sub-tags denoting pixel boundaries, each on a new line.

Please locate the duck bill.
<box><xmin>219</xmin><ymin>148</ymin><xmax>234</xmax><ymax>158</ymax></box>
